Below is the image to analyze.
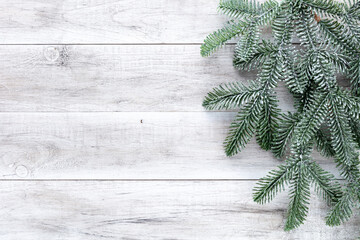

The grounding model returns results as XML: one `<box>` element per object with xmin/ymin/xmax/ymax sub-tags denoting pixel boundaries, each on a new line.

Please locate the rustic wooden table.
<box><xmin>0</xmin><ymin>0</ymin><xmax>358</xmax><ymax>239</ymax></box>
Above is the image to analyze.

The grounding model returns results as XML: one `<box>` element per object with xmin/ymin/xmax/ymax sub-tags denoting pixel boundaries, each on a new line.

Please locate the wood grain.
<box><xmin>0</xmin><ymin>0</ymin><xmax>238</xmax><ymax>44</ymax></box>
<box><xmin>0</xmin><ymin>181</ymin><xmax>358</xmax><ymax>240</ymax></box>
<box><xmin>0</xmin><ymin>0</ymin><xmax>357</xmax><ymax>237</ymax></box>
<box><xmin>0</xmin><ymin>45</ymin><xmax>299</xmax><ymax>112</ymax></box>
<box><xmin>0</xmin><ymin>112</ymin><xmax>337</xmax><ymax>179</ymax></box>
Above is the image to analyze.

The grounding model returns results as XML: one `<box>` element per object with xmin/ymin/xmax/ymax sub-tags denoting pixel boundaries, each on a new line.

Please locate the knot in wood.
<box><xmin>15</xmin><ymin>165</ymin><xmax>28</xmax><ymax>178</ymax></box>
<box><xmin>44</xmin><ymin>46</ymin><xmax>60</xmax><ymax>62</ymax></box>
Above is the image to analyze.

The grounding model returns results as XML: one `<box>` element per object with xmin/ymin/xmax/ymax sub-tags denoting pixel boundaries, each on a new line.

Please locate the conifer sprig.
<box><xmin>201</xmin><ymin>0</ymin><xmax>360</xmax><ymax>231</ymax></box>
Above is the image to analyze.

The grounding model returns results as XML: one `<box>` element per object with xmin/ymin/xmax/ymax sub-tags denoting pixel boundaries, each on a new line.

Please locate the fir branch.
<box><xmin>256</xmin><ymin>92</ymin><xmax>281</xmax><ymax>150</ymax></box>
<box><xmin>201</xmin><ymin>20</ymin><xmax>249</xmax><ymax>57</ymax></box>
<box><xmin>326</xmin><ymin>189</ymin><xmax>355</xmax><ymax>226</ymax></box>
<box><xmin>347</xmin><ymin>0</ymin><xmax>360</xmax><ymax>20</ymax></box>
<box><xmin>310</xmin><ymin>51</ymin><xmax>337</xmax><ymax>89</ymax></box>
<box><xmin>233</xmin><ymin>40</ymin><xmax>277</xmax><ymax>70</ymax></box>
<box><xmin>252</xmin><ymin>0</ymin><xmax>281</xmax><ymax>26</ymax></box>
<box><xmin>202</xmin><ymin>81</ymin><xmax>261</xmax><ymax>110</ymax></box>
<box><xmin>253</xmin><ymin>54</ymin><xmax>284</xmax><ymax>150</ymax></box>
<box><xmin>318</xmin><ymin>19</ymin><xmax>358</xmax><ymax>55</ymax></box>
<box><xmin>328</xmin><ymin>96</ymin><xmax>357</xmax><ymax>165</ymax></box>
<box><xmin>320</xmin><ymin>50</ymin><xmax>350</xmax><ymax>74</ymax></box>
<box><xmin>234</xmin><ymin>23</ymin><xmax>260</xmax><ymax>62</ymax></box>
<box><xmin>253</xmin><ymin>159</ymin><xmax>299</xmax><ymax>204</ymax></box>
<box><xmin>315</xmin><ymin>128</ymin><xmax>336</xmax><ymax>157</ymax></box>
<box><xmin>258</xmin><ymin>55</ymin><xmax>283</xmax><ymax>89</ymax></box>
<box><xmin>308</xmin><ymin>161</ymin><xmax>342</xmax><ymax>205</ymax></box>
<box><xmin>202</xmin><ymin>0</ymin><xmax>360</xmax><ymax>231</ymax></box>
<box><xmin>272</xmin><ymin>112</ymin><xmax>299</xmax><ymax>158</ymax></box>
<box><xmin>349</xmin><ymin>57</ymin><xmax>360</xmax><ymax>95</ymax></box>
<box><xmin>218</xmin><ymin>0</ymin><xmax>265</xmax><ymax>19</ymax></box>
<box><xmin>327</xmin><ymin>95</ymin><xmax>359</xmax><ymax>167</ymax></box>
<box><xmin>301</xmin><ymin>0</ymin><xmax>345</xmax><ymax>17</ymax></box>
<box><xmin>282</xmin><ymin>50</ymin><xmax>308</xmax><ymax>94</ymax></box>
<box><xmin>201</xmin><ymin>0</ymin><xmax>281</xmax><ymax>57</ymax></box>
<box><xmin>285</xmin><ymin>162</ymin><xmax>311</xmax><ymax>231</ymax></box>
<box><xmin>224</xmin><ymin>96</ymin><xmax>262</xmax><ymax>156</ymax></box>
<box><xmin>335</xmin><ymin>88</ymin><xmax>360</xmax><ymax>119</ymax></box>
<box><xmin>272</xmin><ymin>0</ymin><xmax>294</xmax><ymax>46</ymax></box>
<box><xmin>294</xmin><ymin>7</ymin><xmax>319</xmax><ymax>48</ymax></box>
<box><xmin>292</xmin><ymin>92</ymin><xmax>329</xmax><ymax>146</ymax></box>
<box><xmin>344</xmin><ymin>11</ymin><xmax>360</xmax><ymax>43</ymax></box>
<box><xmin>350</xmin><ymin>119</ymin><xmax>360</xmax><ymax>148</ymax></box>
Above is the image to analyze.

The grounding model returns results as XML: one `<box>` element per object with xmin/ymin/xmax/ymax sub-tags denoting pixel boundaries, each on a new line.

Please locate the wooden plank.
<box><xmin>0</xmin><ymin>0</ymin><xmax>247</xmax><ymax>44</ymax></box>
<box><xmin>0</xmin><ymin>181</ymin><xmax>358</xmax><ymax>239</ymax></box>
<box><xmin>0</xmin><ymin>112</ymin><xmax>338</xmax><ymax>179</ymax></box>
<box><xmin>0</xmin><ymin>45</ymin><xmax>300</xmax><ymax>112</ymax></box>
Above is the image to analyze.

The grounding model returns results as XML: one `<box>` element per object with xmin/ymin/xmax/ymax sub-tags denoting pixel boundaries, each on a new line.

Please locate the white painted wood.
<box><xmin>0</xmin><ymin>0</ymin><xmax>243</xmax><ymax>44</ymax></box>
<box><xmin>0</xmin><ymin>112</ymin><xmax>337</xmax><ymax>179</ymax></box>
<box><xmin>0</xmin><ymin>45</ymin><xmax>300</xmax><ymax>112</ymax></box>
<box><xmin>0</xmin><ymin>181</ymin><xmax>358</xmax><ymax>240</ymax></box>
<box><xmin>0</xmin><ymin>0</ymin><xmax>356</xmax><ymax>237</ymax></box>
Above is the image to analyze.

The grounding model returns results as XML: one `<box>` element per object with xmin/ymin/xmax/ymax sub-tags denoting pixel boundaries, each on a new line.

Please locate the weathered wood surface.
<box><xmin>0</xmin><ymin>0</ymin><xmax>233</xmax><ymax>44</ymax></box>
<box><xmin>0</xmin><ymin>112</ymin><xmax>338</xmax><ymax>180</ymax></box>
<box><xmin>0</xmin><ymin>44</ymin><xmax>349</xmax><ymax>112</ymax></box>
<box><xmin>0</xmin><ymin>45</ymin><xmax>298</xmax><ymax>112</ymax></box>
<box><xmin>0</xmin><ymin>181</ymin><xmax>358</xmax><ymax>240</ymax></box>
<box><xmin>0</xmin><ymin>0</ymin><xmax>357</xmax><ymax>238</ymax></box>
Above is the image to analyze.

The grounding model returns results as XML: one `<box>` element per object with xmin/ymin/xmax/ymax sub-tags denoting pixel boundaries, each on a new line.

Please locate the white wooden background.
<box><xmin>0</xmin><ymin>0</ymin><xmax>358</xmax><ymax>239</ymax></box>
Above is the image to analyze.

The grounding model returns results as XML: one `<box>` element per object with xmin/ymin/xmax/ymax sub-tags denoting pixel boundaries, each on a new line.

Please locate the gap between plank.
<box><xmin>0</xmin><ymin>43</ymin><xmax>301</xmax><ymax>46</ymax></box>
<box><xmin>0</xmin><ymin>178</ymin><xmax>344</xmax><ymax>182</ymax></box>
<box><xmin>0</xmin><ymin>43</ymin><xmax>215</xmax><ymax>46</ymax></box>
<box><xmin>0</xmin><ymin>179</ymin><xmax>259</xmax><ymax>182</ymax></box>
<box><xmin>0</xmin><ymin>111</ymin><xmax>238</xmax><ymax>113</ymax></box>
